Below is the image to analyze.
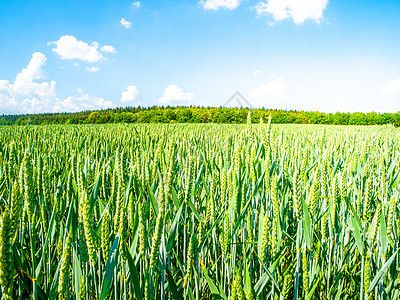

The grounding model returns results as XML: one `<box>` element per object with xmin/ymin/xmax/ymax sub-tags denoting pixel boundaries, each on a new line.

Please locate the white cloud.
<box><xmin>14</xmin><ymin>52</ymin><xmax>46</xmax><ymax>86</ymax></box>
<box><xmin>52</xmin><ymin>97</ymin><xmax>79</xmax><ymax>113</ymax></box>
<box><xmin>0</xmin><ymin>52</ymin><xmax>116</xmax><ymax>114</ymax></box>
<box><xmin>121</xmin><ymin>85</ymin><xmax>140</xmax><ymax>104</ymax></box>
<box><xmin>380</xmin><ymin>77</ymin><xmax>400</xmax><ymax>95</ymax></box>
<box><xmin>100</xmin><ymin>45</ymin><xmax>117</xmax><ymax>53</ymax></box>
<box><xmin>86</xmin><ymin>66</ymin><xmax>100</xmax><ymax>72</ymax></box>
<box><xmin>49</xmin><ymin>35</ymin><xmax>106</xmax><ymax>62</ymax></box>
<box><xmin>132</xmin><ymin>1</ymin><xmax>141</xmax><ymax>8</ymax></box>
<box><xmin>0</xmin><ymin>52</ymin><xmax>56</xmax><ymax>113</ymax></box>
<box><xmin>53</xmin><ymin>92</ymin><xmax>116</xmax><ymax>113</ymax></box>
<box><xmin>253</xmin><ymin>69</ymin><xmax>262</xmax><ymax>75</ymax></box>
<box><xmin>248</xmin><ymin>77</ymin><xmax>288</xmax><ymax>98</ymax></box>
<box><xmin>0</xmin><ymin>80</ymin><xmax>9</xmax><ymax>90</ymax></box>
<box><xmin>159</xmin><ymin>85</ymin><xmax>195</xmax><ymax>105</ymax></box>
<box><xmin>120</xmin><ymin>18</ymin><xmax>132</xmax><ymax>28</ymax></box>
<box><xmin>200</xmin><ymin>0</ymin><xmax>240</xmax><ymax>10</ymax></box>
<box><xmin>91</xmin><ymin>97</ymin><xmax>116</xmax><ymax>109</ymax></box>
<box><xmin>255</xmin><ymin>0</ymin><xmax>328</xmax><ymax>24</ymax></box>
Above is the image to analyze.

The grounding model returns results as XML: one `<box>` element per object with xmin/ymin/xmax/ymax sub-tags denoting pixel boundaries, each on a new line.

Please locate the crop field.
<box><xmin>0</xmin><ymin>114</ymin><xmax>400</xmax><ymax>299</ymax></box>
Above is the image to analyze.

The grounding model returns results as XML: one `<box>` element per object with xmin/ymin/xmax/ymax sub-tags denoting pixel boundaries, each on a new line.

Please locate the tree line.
<box><xmin>1</xmin><ymin>106</ymin><xmax>400</xmax><ymax>126</ymax></box>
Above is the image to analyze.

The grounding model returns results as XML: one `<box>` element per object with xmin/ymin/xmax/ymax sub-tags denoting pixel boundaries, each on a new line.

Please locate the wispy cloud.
<box><xmin>100</xmin><ymin>45</ymin><xmax>117</xmax><ymax>54</ymax></box>
<box><xmin>248</xmin><ymin>77</ymin><xmax>288</xmax><ymax>98</ymax></box>
<box><xmin>200</xmin><ymin>0</ymin><xmax>240</xmax><ymax>10</ymax></box>
<box><xmin>255</xmin><ymin>0</ymin><xmax>329</xmax><ymax>24</ymax></box>
<box><xmin>53</xmin><ymin>92</ymin><xmax>116</xmax><ymax>113</ymax></box>
<box><xmin>86</xmin><ymin>66</ymin><xmax>99</xmax><ymax>72</ymax></box>
<box><xmin>120</xmin><ymin>17</ymin><xmax>132</xmax><ymax>28</ymax></box>
<box><xmin>132</xmin><ymin>1</ymin><xmax>141</xmax><ymax>8</ymax></box>
<box><xmin>380</xmin><ymin>77</ymin><xmax>400</xmax><ymax>95</ymax></box>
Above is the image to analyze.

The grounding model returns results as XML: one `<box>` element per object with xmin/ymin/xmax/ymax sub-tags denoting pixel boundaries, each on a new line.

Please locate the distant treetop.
<box><xmin>1</xmin><ymin>106</ymin><xmax>399</xmax><ymax>126</ymax></box>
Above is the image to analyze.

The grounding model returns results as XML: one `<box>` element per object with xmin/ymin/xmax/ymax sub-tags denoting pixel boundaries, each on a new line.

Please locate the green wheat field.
<box><xmin>0</xmin><ymin>113</ymin><xmax>399</xmax><ymax>299</ymax></box>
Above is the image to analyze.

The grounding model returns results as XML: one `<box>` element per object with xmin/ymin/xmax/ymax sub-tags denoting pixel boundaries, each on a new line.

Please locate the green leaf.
<box><xmin>12</xmin><ymin>243</ymin><xmax>47</xmax><ymax>299</ymax></box>
<box><xmin>229</xmin><ymin>197</ymin><xmax>252</xmax><ymax>242</ymax></box>
<box><xmin>167</xmin><ymin>203</ymin><xmax>183</xmax><ymax>252</ymax></box>
<box><xmin>171</xmin><ymin>187</ymin><xmax>180</xmax><ymax>210</ymax></box>
<box><xmin>198</xmin><ymin>209</ymin><xmax>224</xmax><ymax>251</ymax></box>
<box><xmin>244</xmin><ymin>255</ymin><xmax>252</xmax><ymax>296</ymax></box>
<box><xmin>100</xmin><ymin>236</ymin><xmax>120</xmax><ymax>300</ymax></box>
<box><xmin>334</xmin><ymin>280</ymin><xmax>344</xmax><ymax>300</ymax></box>
<box><xmin>148</xmin><ymin>184</ymin><xmax>158</xmax><ymax>215</ymax></box>
<box><xmin>187</xmin><ymin>198</ymin><xmax>201</xmax><ymax>221</ymax></box>
<box><xmin>380</xmin><ymin>210</ymin><xmax>388</xmax><ymax>257</ymax></box>
<box><xmin>254</xmin><ymin>251</ymin><xmax>284</xmax><ymax>295</ymax></box>
<box><xmin>95</xmin><ymin>203</ymin><xmax>110</xmax><ymax>238</ymax></box>
<box><xmin>49</xmin><ymin>256</ymin><xmax>62</xmax><ymax>300</ymax></box>
<box><xmin>124</xmin><ymin>173</ymin><xmax>134</xmax><ymax>207</ymax></box>
<box><xmin>35</xmin><ymin>206</ymin><xmax>56</xmax><ymax>278</ymax></box>
<box><xmin>194</xmin><ymin>163</ymin><xmax>205</xmax><ymax>192</ymax></box>
<box><xmin>201</xmin><ymin>267</ymin><xmax>227</xmax><ymax>300</ymax></box>
<box><xmin>302</xmin><ymin>197</ymin><xmax>312</xmax><ymax>250</ymax></box>
<box><xmin>125</xmin><ymin>240</ymin><xmax>142</xmax><ymax>300</ymax></box>
<box><xmin>351</xmin><ymin>215</ymin><xmax>364</xmax><ymax>254</ymax></box>
<box><xmin>307</xmin><ymin>274</ymin><xmax>322</xmax><ymax>299</ymax></box>
<box><xmin>257</xmin><ymin>205</ymin><xmax>265</xmax><ymax>258</ymax></box>
<box><xmin>348</xmin><ymin>201</ymin><xmax>362</xmax><ymax>233</ymax></box>
<box><xmin>89</xmin><ymin>171</ymin><xmax>101</xmax><ymax>214</ymax></box>
<box><xmin>369</xmin><ymin>249</ymin><xmax>398</xmax><ymax>293</ymax></box>
<box><xmin>166</xmin><ymin>266</ymin><xmax>181</xmax><ymax>299</ymax></box>
<box><xmin>72</xmin><ymin>247</ymin><xmax>82</xmax><ymax>298</ymax></box>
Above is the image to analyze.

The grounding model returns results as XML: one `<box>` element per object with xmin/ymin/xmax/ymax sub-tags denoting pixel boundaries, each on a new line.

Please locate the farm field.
<box><xmin>0</xmin><ymin>116</ymin><xmax>399</xmax><ymax>299</ymax></box>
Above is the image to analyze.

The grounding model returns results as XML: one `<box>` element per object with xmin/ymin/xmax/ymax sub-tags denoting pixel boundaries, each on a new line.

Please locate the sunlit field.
<box><xmin>0</xmin><ymin>116</ymin><xmax>399</xmax><ymax>299</ymax></box>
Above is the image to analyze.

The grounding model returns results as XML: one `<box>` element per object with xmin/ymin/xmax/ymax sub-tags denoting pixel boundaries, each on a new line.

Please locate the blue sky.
<box><xmin>1</xmin><ymin>0</ymin><xmax>400</xmax><ymax>114</ymax></box>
